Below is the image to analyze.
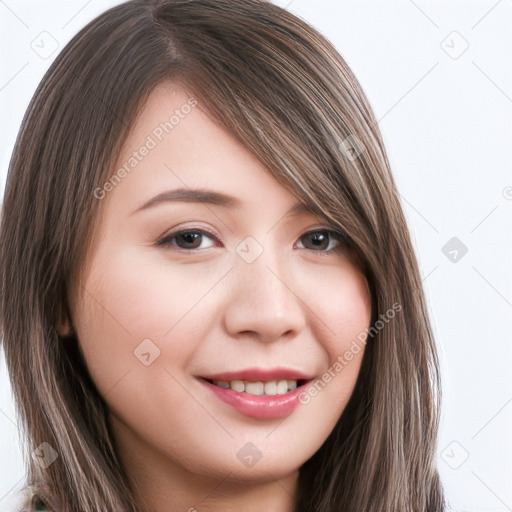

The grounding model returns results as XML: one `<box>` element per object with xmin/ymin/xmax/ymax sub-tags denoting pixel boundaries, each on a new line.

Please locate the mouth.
<box><xmin>198</xmin><ymin>368</ymin><xmax>315</xmax><ymax>420</ymax></box>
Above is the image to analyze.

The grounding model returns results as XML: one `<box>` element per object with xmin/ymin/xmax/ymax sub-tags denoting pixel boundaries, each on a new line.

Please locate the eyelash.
<box><xmin>154</xmin><ymin>226</ymin><xmax>348</xmax><ymax>256</ymax></box>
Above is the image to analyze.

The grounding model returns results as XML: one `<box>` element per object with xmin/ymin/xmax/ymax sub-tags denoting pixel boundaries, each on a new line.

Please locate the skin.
<box><xmin>59</xmin><ymin>82</ymin><xmax>372</xmax><ymax>512</ymax></box>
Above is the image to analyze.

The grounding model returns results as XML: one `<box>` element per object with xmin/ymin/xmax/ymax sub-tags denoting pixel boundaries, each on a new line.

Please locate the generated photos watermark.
<box><xmin>299</xmin><ymin>301</ymin><xmax>402</xmax><ymax>404</ymax></box>
<box><xmin>94</xmin><ymin>97</ymin><xmax>198</xmax><ymax>200</ymax></box>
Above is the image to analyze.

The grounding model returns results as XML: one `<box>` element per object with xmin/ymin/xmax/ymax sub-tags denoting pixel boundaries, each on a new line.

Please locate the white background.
<box><xmin>1</xmin><ymin>1</ymin><xmax>511</xmax><ymax>511</ymax></box>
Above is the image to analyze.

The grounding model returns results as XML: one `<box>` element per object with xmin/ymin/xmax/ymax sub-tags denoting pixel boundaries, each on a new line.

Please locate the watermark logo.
<box><xmin>441</xmin><ymin>236</ymin><xmax>468</xmax><ymax>263</ymax></box>
<box><xmin>441</xmin><ymin>440</ymin><xmax>469</xmax><ymax>469</ymax></box>
<box><xmin>339</xmin><ymin>134</ymin><xmax>366</xmax><ymax>161</ymax></box>
<box><xmin>237</xmin><ymin>442</ymin><xmax>263</xmax><ymax>468</ymax></box>
<box><xmin>133</xmin><ymin>338</ymin><xmax>161</xmax><ymax>366</ymax></box>
<box><xmin>440</xmin><ymin>31</ymin><xmax>469</xmax><ymax>60</ymax></box>
<box><xmin>31</xmin><ymin>31</ymin><xmax>59</xmax><ymax>60</ymax></box>
<box><xmin>235</xmin><ymin>236</ymin><xmax>264</xmax><ymax>264</ymax></box>
<box><xmin>32</xmin><ymin>442</ymin><xmax>59</xmax><ymax>469</ymax></box>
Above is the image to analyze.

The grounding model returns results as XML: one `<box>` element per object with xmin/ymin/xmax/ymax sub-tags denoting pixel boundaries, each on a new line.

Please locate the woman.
<box><xmin>1</xmin><ymin>0</ymin><xmax>446</xmax><ymax>510</ymax></box>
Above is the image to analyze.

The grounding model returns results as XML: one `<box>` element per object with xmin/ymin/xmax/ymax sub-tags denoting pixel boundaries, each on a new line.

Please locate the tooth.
<box><xmin>218</xmin><ymin>378</ymin><xmax>299</xmax><ymax>395</ymax></box>
<box><xmin>231</xmin><ymin>380</ymin><xmax>245</xmax><ymax>392</ymax></box>
<box><xmin>276</xmin><ymin>380</ymin><xmax>288</xmax><ymax>394</ymax></box>
<box><xmin>264</xmin><ymin>380</ymin><xmax>277</xmax><ymax>396</ymax></box>
<box><xmin>245</xmin><ymin>381</ymin><xmax>264</xmax><ymax>395</ymax></box>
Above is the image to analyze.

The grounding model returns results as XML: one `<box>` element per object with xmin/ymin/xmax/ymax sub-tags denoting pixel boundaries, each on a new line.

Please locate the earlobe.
<box><xmin>55</xmin><ymin>304</ymin><xmax>74</xmax><ymax>338</ymax></box>
<box><xmin>55</xmin><ymin>317</ymin><xmax>74</xmax><ymax>338</ymax></box>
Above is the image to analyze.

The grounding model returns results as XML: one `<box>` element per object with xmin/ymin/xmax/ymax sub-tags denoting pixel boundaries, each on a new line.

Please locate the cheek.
<box><xmin>298</xmin><ymin>263</ymin><xmax>371</xmax><ymax>421</ymax></box>
<box><xmin>305</xmin><ymin>260</ymin><xmax>371</xmax><ymax>358</ymax></box>
<box><xmin>71</xmin><ymin>248</ymin><xmax>222</xmax><ymax>399</ymax></box>
<box><xmin>71</xmin><ymin>250</ymin><xmax>224</xmax><ymax>456</ymax></box>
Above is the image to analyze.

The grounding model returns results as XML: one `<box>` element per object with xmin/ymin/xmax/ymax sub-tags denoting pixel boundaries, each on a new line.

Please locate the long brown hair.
<box><xmin>0</xmin><ymin>1</ymin><xmax>445</xmax><ymax>510</ymax></box>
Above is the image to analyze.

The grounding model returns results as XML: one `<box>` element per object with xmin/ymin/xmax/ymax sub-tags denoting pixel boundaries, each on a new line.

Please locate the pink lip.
<box><xmin>198</xmin><ymin>367</ymin><xmax>314</xmax><ymax>420</ymax></box>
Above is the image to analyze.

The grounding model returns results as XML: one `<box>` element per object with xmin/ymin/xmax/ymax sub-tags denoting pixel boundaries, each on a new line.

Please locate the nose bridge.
<box><xmin>247</xmin><ymin>250</ymin><xmax>288</xmax><ymax>308</ymax></box>
<box><xmin>223</xmin><ymin>235</ymin><xmax>305</xmax><ymax>342</ymax></box>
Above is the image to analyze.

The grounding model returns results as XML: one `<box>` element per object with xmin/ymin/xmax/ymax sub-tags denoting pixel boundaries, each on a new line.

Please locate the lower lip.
<box><xmin>200</xmin><ymin>378</ymin><xmax>309</xmax><ymax>420</ymax></box>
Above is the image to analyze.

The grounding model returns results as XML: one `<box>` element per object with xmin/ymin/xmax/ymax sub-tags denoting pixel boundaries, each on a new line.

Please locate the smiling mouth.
<box><xmin>199</xmin><ymin>370</ymin><xmax>315</xmax><ymax>419</ymax></box>
<box><xmin>203</xmin><ymin>378</ymin><xmax>309</xmax><ymax>396</ymax></box>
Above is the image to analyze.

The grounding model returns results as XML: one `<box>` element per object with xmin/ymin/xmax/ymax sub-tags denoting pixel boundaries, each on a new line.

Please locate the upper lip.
<box><xmin>200</xmin><ymin>367</ymin><xmax>314</xmax><ymax>382</ymax></box>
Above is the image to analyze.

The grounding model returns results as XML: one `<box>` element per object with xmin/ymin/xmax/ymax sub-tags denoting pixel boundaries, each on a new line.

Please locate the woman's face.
<box><xmin>66</xmin><ymin>82</ymin><xmax>371</xmax><ymax>491</ymax></box>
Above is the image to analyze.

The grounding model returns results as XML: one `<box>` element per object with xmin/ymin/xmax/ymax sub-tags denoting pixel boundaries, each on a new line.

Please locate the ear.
<box><xmin>55</xmin><ymin>302</ymin><xmax>74</xmax><ymax>338</ymax></box>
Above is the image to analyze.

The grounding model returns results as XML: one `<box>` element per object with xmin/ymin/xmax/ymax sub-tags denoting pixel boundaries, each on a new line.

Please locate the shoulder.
<box><xmin>20</xmin><ymin>494</ymin><xmax>55</xmax><ymax>512</ymax></box>
<box><xmin>8</xmin><ymin>485</ymin><xmax>59</xmax><ymax>512</ymax></box>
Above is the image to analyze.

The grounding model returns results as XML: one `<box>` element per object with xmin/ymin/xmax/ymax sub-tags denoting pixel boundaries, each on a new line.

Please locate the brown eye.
<box><xmin>156</xmin><ymin>229</ymin><xmax>218</xmax><ymax>251</ymax></box>
<box><xmin>298</xmin><ymin>230</ymin><xmax>345</xmax><ymax>253</ymax></box>
<box><xmin>174</xmin><ymin>231</ymin><xmax>204</xmax><ymax>249</ymax></box>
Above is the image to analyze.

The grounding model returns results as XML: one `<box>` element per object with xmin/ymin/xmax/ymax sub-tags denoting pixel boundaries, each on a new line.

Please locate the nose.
<box><xmin>222</xmin><ymin>245</ymin><xmax>306</xmax><ymax>344</ymax></box>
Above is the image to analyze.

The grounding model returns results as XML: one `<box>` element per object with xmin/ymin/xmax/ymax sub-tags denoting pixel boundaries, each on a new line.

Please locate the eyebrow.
<box><xmin>130</xmin><ymin>187</ymin><xmax>312</xmax><ymax>217</ymax></box>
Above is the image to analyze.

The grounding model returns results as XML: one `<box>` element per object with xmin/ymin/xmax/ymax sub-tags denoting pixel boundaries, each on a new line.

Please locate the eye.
<box><xmin>296</xmin><ymin>229</ymin><xmax>347</xmax><ymax>254</ymax></box>
<box><xmin>155</xmin><ymin>228</ymin><xmax>219</xmax><ymax>252</ymax></box>
<box><xmin>155</xmin><ymin>226</ymin><xmax>348</xmax><ymax>255</ymax></box>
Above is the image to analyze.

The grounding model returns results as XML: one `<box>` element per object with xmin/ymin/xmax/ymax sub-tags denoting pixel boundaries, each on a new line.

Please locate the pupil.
<box><xmin>180</xmin><ymin>232</ymin><xmax>200</xmax><ymax>248</ymax></box>
<box><xmin>310</xmin><ymin>232</ymin><xmax>327</xmax><ymax>249</ymax></box>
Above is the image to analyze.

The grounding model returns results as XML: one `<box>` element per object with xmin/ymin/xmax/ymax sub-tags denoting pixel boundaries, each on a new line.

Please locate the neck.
<box><xmin>133</xmin><ymin>471</ymin><xmax>298</xmax><ymax>512</ymax></box>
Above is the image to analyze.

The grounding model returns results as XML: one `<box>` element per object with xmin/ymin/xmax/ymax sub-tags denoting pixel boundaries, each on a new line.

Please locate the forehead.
<box><xmin>104</xmin><ymin>81</ymin><xmax>304</xmax><ymax>217</ymax></box>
